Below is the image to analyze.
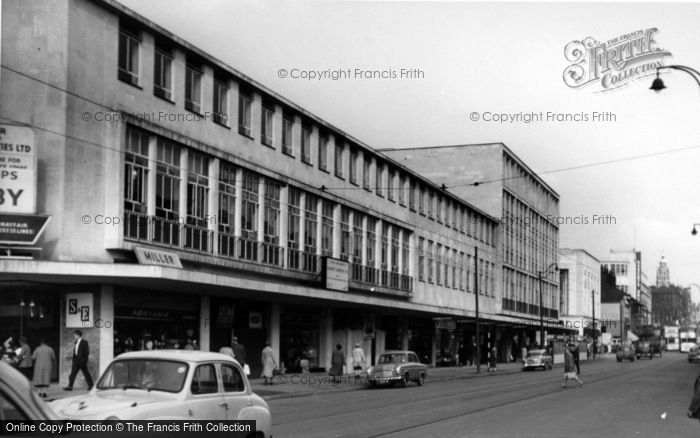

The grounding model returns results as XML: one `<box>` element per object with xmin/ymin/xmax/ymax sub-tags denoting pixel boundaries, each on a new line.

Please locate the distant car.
<box><xmin>689</xmin><ymin>346</ymin><xmax>700</xmax><ymax>363</ymax></box>
<box><xmin>522</xmin><ymin>349</ymin><xmax>553</xmax><ymax>371</ymax></box>
<box><xmin>50</xmin><ymin>351</ymin><xmax>271</xmax><ymax>436</ymax></box>
<box><xmin>366</xmin><ymin>350</ymin><xmax>427</xmax><ymax>387</ymax></box>
<box><xmin>635</xmin><ymin>341</ymin><xmax>653</xmax><ymax>360</ymax></box>
<box><xmin>616</xmin><ymin>344</ymin><xmax>635</xmax><ymax>362</ymax></box>
<box><xmin>0</xmin><ymin>360</ymin><xmax>62</xmax><ymax>421</ymax></box>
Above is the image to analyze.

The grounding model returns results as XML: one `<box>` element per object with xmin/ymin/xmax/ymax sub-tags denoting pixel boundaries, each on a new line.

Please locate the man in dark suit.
<box><xmin>63</xmin><ymin>330</ymin><xmax>93</xmax><ymax>391</ymax></box>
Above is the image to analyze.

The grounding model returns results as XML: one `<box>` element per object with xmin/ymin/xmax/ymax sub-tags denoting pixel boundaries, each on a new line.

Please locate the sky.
<box><xmin>117</xmin><ymin>0</ymin><xmax>700</xmax><ymax>300</ymax></box>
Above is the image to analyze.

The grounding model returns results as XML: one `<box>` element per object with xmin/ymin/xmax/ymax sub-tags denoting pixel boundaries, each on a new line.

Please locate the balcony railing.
<box><xmin>123</xmin><ymin>211</ymin><xmax>412</xmax><ymax>293</ymax></box>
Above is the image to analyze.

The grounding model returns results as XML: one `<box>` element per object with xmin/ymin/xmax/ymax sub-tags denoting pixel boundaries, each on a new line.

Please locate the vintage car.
<box><xmin>50</xmin><ymin>351</ymin><xmax>271</xmax><ymax>437</ymax></box>
<box><xmin>689</xmin><ymin>346</ymin><xmax>700</xmax><ymax>363</ymax></box>
<box><xmin>635</xmin><ymin>341</ymin><xmax>653</xmax><ymax>360</ymax></box>
<box><xmin>366</xmin><ymin>350</ymin><xmax>427</xmax><ymax>387</ymax></box>
<box><xmin>522</xmin><ymin>349</ymin><xmax>553</xmax><ymax>371</ymax></box>
<box><xmin>0</xmin><ymin>360</ymin><xmax>62</xmax><ymax>421</ymax></box>
<box><xmin>616</xmin><ymin>344</ymin><xmax>635</xmax><ymax>362</ymax></box>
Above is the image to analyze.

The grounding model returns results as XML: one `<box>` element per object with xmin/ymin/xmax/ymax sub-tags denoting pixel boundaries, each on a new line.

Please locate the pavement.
<box><xmin>43</xmin><ymin>356</ymin><xmax>607</xmax><ymax>402</ymax></box>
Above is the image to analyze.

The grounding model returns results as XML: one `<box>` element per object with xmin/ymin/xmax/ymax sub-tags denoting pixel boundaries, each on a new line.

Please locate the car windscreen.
<box><xmin>97</xmin><ymin>359</ymin><xmax>189</xmax><ymax>393</ymax></box>
<box><xmin>378</xmin><ymin>354</ymin><xmax>407</xmax><ymax>364</ymax></box>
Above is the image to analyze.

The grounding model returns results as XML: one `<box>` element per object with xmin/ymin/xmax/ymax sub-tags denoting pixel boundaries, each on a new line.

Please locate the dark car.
<box><xmin>0</xmin><ymin>360</ymin><xmax>61</xmax><ymax>421</ymax></box>
<box><xmin>616</xmin><ymin>344</ymin><xmax>635</xmax><ymax>362</ymax></box>
<box><xmin>635</xmin><ymin>341</ymin><xmax>653</xmax><ymax>360</ymax></box>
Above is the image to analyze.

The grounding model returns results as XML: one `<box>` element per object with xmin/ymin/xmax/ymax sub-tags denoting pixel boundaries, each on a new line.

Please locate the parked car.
<box><xmin>435</xmin><ymin>352</ymin><xmax>457</xmax><ymax>367</ymax></box>
<box><xmin>689</xmin><ymin>346</ymin><xmax>700</xmax><ymax>363</ymax></box>
<box><xmin>616</xmin><ymin>344</ymin><xmax>635</xmax><ymax>362</ymax></box>
<box><xmin>50</xmin><ymin>351</ymin><xmax>271</xmax><ymax>436</ymax></box>
<box><xmin>635</xmin><ymin>341</ymin><xmax>653</xmax><ymax>360</ymax></box>
<box><xmin>0</xmin><ymin>360</ymin><xmax>62</xmax><ymax>421</ymax></box>
<box><xmin>366</xmin><ymin>350</ymin><xmax>427</xmax><ymax>387</ymax></box>
<box><xmin>522</xmin><ymin>349</ymin><xmax>553</xmax><ymax>371</ymax></box>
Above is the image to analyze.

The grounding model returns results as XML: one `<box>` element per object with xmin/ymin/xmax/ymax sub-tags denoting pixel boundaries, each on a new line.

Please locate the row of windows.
<box><xmin>416</xmin><ymin>237</ymin><xmax>496</xmax><ymax>295</ymax></box>
<box><xmin>604</xmin><ymin>263</ymin><xmax>629</xmax><ymax>278</ymax></box>
<box><xmin>503</xmin><ymin>153</ymin><xmax>558</xmax><ymax>216</ymax></box>
<box><xmin>125</xmin><ymin>126</ymin><xmax>413</xmax><ymax>280</ymax></box>
<box><xmin>502</xmin><ymin>191</ymin><xmax>557</xmax><ymax>274</ymax></box>
<box><xmin>502</xmin><ymin>268</ymin><xmax>558</xmax><ymax>310</ymax></box>
<box><xmin>118</xmin><ymin>22</ymin><xmax>494</xmax><ymax>250</ymax></box>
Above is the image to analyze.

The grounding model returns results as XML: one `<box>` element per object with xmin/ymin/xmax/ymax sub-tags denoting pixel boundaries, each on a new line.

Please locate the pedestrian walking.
<box><xmin>232</xmin><ymin>336</ymin><xmax>247</xmax><ymax>368</ymax></box>
<box><xmin>352</xmin><ymin>343</ymin><xmax>365</xmax><ymax>379</ymax></box>
<box><xmin>688</xmin><ymin>373</ymin><xmax>700</xmax><ymax>422</ymax></box>
<box><xmin>329</xmin><ymin>344</ymin><xmax>345</xmax><ymax>382</ymax></box>
<box><xmin>470</xmin><ymin>337</ymin><xmax>477</xmax><ymax>366</ymax></box>
<box><xmin>63</xmin><ymin>330</ymin><xmax>93</xmax><ymax>391</ymax></box>
<box><xmin>572</xmin><ymin>343</ymin><xmax>580</xmax><ymax>375</ymax></box>
<box><xmin>561</xmin><ymin>344</ymin><xmax>583</xmax><ymax>388</ymax></box>
<box><xmin>261</xmin><ymin>341</ymin><xmax>276</xmax><ymax>385</ymax></box>
<box><xmin>32</xmin><ymin>339</ymin><xmax>55</xmax><ymax>398</ymax></box>
<box><xmin>16</xmin><ymin>336</ymin><xmax>33</xmax><ymax>380</ymax></box>
<box><xmin>521</xmin><ymin>345</ymin><xmax>528</xmax><ymax>364</ymax></box>
<box><xmin>488</xmin><ymin>344</ymin><xmax>498</xmax><ymax>373</ymax></box>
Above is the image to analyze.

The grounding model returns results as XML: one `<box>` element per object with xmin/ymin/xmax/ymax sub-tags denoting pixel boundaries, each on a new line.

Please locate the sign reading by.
<box><xmin>134</xmin><ymin>247</ymin><xmax>183</xmax><ymax>269</ymax></box>
<box><xmin>66</xmin><ymin>293</ymin><xmax>93</xmax><ymax>328</ymax></box>
<box><xmin>324</xmin><ymin>257</ymin><xmax>349</xmax><ymax>292</ymax></box>
<box><xmin>0</xmin><ymin>125</ymin><xmax>36</xmax><ymax>214</ymax></box>
<box><xmin>0</xmin><ymin>213</ymin><xmax>50</xmax><ymax>245</ymax></box>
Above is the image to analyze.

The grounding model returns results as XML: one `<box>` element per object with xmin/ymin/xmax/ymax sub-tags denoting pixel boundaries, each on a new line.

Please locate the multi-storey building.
<box><xmin>0</xmin><ymin>0</ymin><xmax>504</xmax><ymax>385</ymax></box>
<box><xmin>601</xmin><ymin>249</ymin><xmax>651</xmax><ymax>328</ymax></box>
<box><xmin>382</xmin><ymin>144</ymin><xmax>566</xmax><ymax>358</ymax></box>
<box><xmin>652</xmin><ymin>285</ymin><xmax>692</xmax><ymax>325</ymax></box>
<box><xmin>557</xmin><ymin>249</ymin><xmax>601</xmax><ymax>338</ymax></box>
<box><xmin>600</xmin><ymin>266</ymin><xmax>632</xmax><ymax>344</ymax></box>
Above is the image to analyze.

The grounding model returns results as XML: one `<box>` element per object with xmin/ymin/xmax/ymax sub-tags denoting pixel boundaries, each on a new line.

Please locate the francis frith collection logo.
<box><xmin>563</xmin><ymin>28</ymin><xmax>672</xmax><ymax>92</ymax></box>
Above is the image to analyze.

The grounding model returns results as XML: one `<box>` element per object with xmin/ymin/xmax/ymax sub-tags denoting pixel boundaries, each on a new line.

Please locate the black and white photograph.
<box><xmin>2</xmin><ymin>0</ymin><xmax>700</xmax><ymax>437</ymax></box>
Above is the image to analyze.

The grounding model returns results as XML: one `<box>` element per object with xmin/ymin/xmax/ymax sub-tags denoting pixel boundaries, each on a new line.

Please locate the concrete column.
<box><xmin>397</xmin><ymin>227</ymin><xmax>404</xmax><ymax>274</ymax></box>
<box><xmin>361</xmin><ymin>216</ymin><xmax>368</xmax><ymax>267</ymax></box>
<box><xmin>208</xmin><ymin>158</ymin><xmax>220</xmax><ymax>253</ymax></box>
<box><xmin>299</xmin><ymin>192</ymin><xmax>307</xmax><ymax>257</ymax></box>
<box><xmin>199</xmin><ymin>295</ymin><xmax>210</xmax><ymax>352</ymax></box>
<box><xmin>172</xmin><ymin>49</ymin><xmax>186</xmax><ymax>113</ymax></box>
<box><xmin>319</xmin><ymin>308</ymin><xmax>333</xmax><ymax>371</ymax></box>
<box><xmin>257</xmin><ymin>177</ymin><xmax>266</xmax><ymax>262</ymax></box>
<box><xmin>332</xmin><ymin>203</ymin><xmax>341</xmax><ymax>259</ymax></box>
<box><xmin>201</xmin><ymin>65</ymin><xmax>214</xmax><ymax>119</ymax></box>
<box><xmin>374</xmin><ymin>219</ymin><xmax>382</xmax><ymax>269</ymax></box>
<box><xmin>270</xmin><ymin>303</ymin><xmax>281</xmax><ymax>367</ymax></box>
<box><xmin>315</xmin><ymin>199</ymin><xmax>323</xmax><ymax>256</ymax></box>
<box><xmin>146</xmin><ymin>136</ymin><xmax>157</xmax><ymax>218</ymax></box>
<box><xmin>233</xmin><ymin>168</ymin><xmax>243</xmax><ymax>238</ymax></box>
<box><xmin>178</xmin><ymin>148</ymin><xmax>189</xmax><ymax>221</ymax></box>
<box><xmin>230</xmin><ymin>80</ymin><xmax>240</xmax><ymax>132</ymax></box>
<box><xmin>251</xmin><ymin>91</ymin><xmax>262</xmax><ymax>142</ymax></box>
<box><xmin>273</xmin><ymin>104</ymin><xmax>284</xmax><ymax>150</ymax></box>
<box><xmin>99</xmin><ymin>285</ymin><xmax>114</xmax><ymax>375</ymax></box>
<box><xmin>280</xmin><ymin>185</ymin><xmax>289</xmax><ymax>268</ymax></box>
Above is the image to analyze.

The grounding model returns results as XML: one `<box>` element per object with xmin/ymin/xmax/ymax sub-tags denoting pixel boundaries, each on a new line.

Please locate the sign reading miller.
<box><xmin>563</xmin><ymin>28</ymin><xmax>672</xmax><ymax>92</ymax></box>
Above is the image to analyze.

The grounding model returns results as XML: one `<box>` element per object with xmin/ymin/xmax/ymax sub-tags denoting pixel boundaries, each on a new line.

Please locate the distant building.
<box><xmin>600</xmin><ymin>266</ymin><xmax>632</xmax><ymax>343</ymax></box>
<box><xmin>656</xmin><ymin>257</ymin><xmax>670</xmax><ymax>287</ymax></box>
<box><xmin>652</xmin><ymin>285</ymin><xmax>692</xmax><ymax>325</ymax></box>
<box><xmin>600</xmin><ymin>249</ymin><xmax>651</xmax><ymax>327</ymax></box>
<box><xmin>558</xmin><ymin>249</ymin><xmax>601</xmax><ymax>338</ymax></box>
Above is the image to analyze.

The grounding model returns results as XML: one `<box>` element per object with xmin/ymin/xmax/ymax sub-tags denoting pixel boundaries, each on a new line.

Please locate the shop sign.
<box><xmin>0</xmin><ymin>213</ymin><xmax>50</xmax><ymax>245</ymax></box>
<box><xmin>134</xmin><ymin>246</ymin><xmax>183</xmax><ymax>269</ymax></box>
<box><xmin>434</xmin><ymin>317</ymin><xmax>456</xmax><ymax>330</ymax></box>
<box><xmin>0</xmin><ymin>125</ymin><xmax>36</xmax><ymax>214</ymax></box>
<box><xmin>324</xmin><ymin>257</ymin><xmax>349</xmax><ymax>292</ymax></box>
<box><xmin>66</xmin><ymin>293</ymin><xmax>93</xmax><ymax>328</ymax></box>
<box><xmin>216</xmin><ymin>305</ymin><xmax>234</xmax><ymax>328</ymax></box>
<box><xmin>249</xmin><ymin>312</ymin><xmax>263</xmax><ymax>329</ymax></box>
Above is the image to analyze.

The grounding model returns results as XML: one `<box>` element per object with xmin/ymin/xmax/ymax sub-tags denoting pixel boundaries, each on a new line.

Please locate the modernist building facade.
<box><xmin>382</xmin><ymin>144</ymin><xmax>568</xmax><ymax>359</ymax></box>
<box><xmin>0</xmin><ymin>0</ymin><xmax>508</xmax><ymax>385</ymax></box>
<box><xmin>557</xmin><ymin>249</ymin><xmax>601</xmax><ymax>338</ymax></box>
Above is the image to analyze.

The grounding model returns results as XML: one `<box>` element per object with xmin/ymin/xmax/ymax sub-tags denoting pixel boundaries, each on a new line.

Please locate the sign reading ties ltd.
<box><xmin>134</xmin><ymin>247</ymin><xmax>183</xmax><ymax>269</ymax></box>
<box><xmin>66</xmin><ymin>293</ymin><xmax>94</xmax><ymax>328</ymax></box>
<box><xmin>324</xmin><ymin>257</ymin><xmax>349</xmax><ymax>292</ymax></box>
<box><xmin>0</xmin><ymin>125</ymin><xmax>36</xmax><ymax>214</ymax></box>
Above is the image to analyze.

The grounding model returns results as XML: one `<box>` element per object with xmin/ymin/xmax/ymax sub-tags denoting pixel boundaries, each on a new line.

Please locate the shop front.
<box><xmin>280</xmin><ymin>305</ymin><xmax>322</xmax><ymax>373</ymax></box>
<box><xmin>113</xmin><ymin>288</ymin><xmax>200</xmax><ymax>355</ymax></box>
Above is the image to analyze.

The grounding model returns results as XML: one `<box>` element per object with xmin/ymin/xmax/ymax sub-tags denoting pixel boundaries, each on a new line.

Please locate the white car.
<box><xmin>50</xmin><ymin>350</ymin><xmax>271</xmax><ymax>437</ymax></box>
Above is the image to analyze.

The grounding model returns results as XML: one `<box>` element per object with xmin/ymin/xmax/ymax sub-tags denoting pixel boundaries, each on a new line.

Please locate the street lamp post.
<box><xmin>650</xmin><ymin>65</ymin><xmax>700</xmax><ymax>92</ymax></box>
<box><xmin>538</xmin><ymin>263</ymin><xmax>558</xmax><ymax>348</ymax></box>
